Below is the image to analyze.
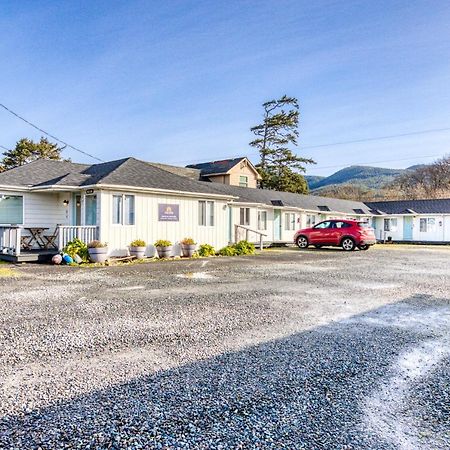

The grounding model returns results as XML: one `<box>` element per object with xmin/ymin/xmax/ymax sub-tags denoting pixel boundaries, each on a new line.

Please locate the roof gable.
<box><xmin>186</xmin><ymin>157</ymin><xmax>260</xmax><ymax>178</ymax></box>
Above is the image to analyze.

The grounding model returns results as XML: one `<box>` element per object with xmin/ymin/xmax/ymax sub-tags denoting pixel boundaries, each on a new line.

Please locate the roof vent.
<box><xmin>353</xmin><ymin>208</ymin><xmax>365</xmax><ymax>214</ymax></box>
<box><xmin>318</xmin><ymin>205</ymin><xmax>330</xmax><ymax>211</ymax></box>
<box><xmin>271</xmin><ymin>200</ymin><xmax>284</xmax><ymax>206</ymax></box>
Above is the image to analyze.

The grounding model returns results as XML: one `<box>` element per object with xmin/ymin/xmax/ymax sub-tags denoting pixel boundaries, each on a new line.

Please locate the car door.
<box><xmin>309</xmin><ymin>221</ymin><xmax>333</xmax><ymax>244</ymax></box>
<box><xmin>333</xmin><ymin>221</ymin><xmax>351</xmax><ymax>245</ymax></box>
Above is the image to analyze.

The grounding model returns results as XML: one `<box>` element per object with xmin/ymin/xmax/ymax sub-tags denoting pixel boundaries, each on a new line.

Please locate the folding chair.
<box><xmin>43</xmin><ymin>225</ymin><xmax>61</xmax><ymax>249</ymax></box>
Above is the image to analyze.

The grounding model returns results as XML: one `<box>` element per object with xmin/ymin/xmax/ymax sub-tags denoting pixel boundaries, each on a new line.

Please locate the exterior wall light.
<box><xmin>63</xmin><ymin>200</ymin><xmax>69</xmax><ymax>207</ymax></box>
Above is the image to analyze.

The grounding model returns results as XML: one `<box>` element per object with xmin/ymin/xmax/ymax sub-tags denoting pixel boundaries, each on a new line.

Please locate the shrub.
<box><xmin>218</xmin><ymin>245</ymin><xmax>236</xmax><ymax>256</ymax></box>
<box><xmin>155</xmin><ymin>239</ymin><xmax>172</xmax><ymax>247</ymax></box>
<box><xmin>130</xmin><ymin>239</ymin><xmax>146</xmax><ymax>247</ymax></box>
<box><xmin>87</xmin><ymin>240</ymin><xmax>107</xmax><ymax>248</ymax></box>
<box><xmin>63</xmin><ymin>238</ymin><xmax>89</xmax><ymax>262</ymax></box>
<box><xmin>181</xmin><ymin>237</ymin><xmax>196</xmax><ymax>245</ymax></box>
<box><xmin>232</xmin><ymin>240</ymin><xmax>255</xmax><ymax>255</ymax></box>
<box><xmin>198</xmin><ymin>244</ymin><xmax>215</xmax><ymax>257</ymax></box>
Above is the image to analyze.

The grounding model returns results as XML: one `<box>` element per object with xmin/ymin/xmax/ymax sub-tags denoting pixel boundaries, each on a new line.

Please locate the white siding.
<box><xmin>99</xmin><ymin>190</ymin><xmax>230</xmax><ymax>256</ymax></box>
<box><xmin>230</xmin><ymin>206</ymin><xmax>269</xmax><ymax>243</ymax></box>
<box><xmin>0</xmin><ymin>190</ymin><xmax>68</xmax><ymax>233</ymax></box>
<box><xmin>412</xmin><ymin>215</ymin><xmax>446</xmax><ymax>242</ymax></box>
<box><xmin>373</xmin><ymin>214</ymin><xmax>450</xmax><ymax>242</ymax></box>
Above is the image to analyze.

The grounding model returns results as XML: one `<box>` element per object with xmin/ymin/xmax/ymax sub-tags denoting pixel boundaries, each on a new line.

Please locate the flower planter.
<box><xmin>181</xmin><ymin>244</ymin><xmax>197</xmax><ymax>257</ymax></box>
<box><xmin>88</xmin><ymin>247</ymin><xmax>108</xmax><ymax>263</ymax></box>
<box><xmin>129</xmin><ymin>246</ymin><xmax>146</xmax><ymax>259</ymax></box>
<box><xmin>157</xmin><ymin>245</ymin><xmax>172</xmax><ymax>258</ymax></box>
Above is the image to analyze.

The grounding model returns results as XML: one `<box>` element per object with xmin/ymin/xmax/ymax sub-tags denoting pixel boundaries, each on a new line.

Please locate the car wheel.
<box><xmin>341</xmin><ymin>237</ymin><xmax>355</xmax><ymax>251</ymax></box>
<box><xmin>314</xmin><ymin>245</ymin><xmax>322</xmax><ymax>249</ymax></box>
<box><xmin>296</xmin><ymin>236</ymin><xmax>309</xmax><ymax>249</ymax></box>
<box><xmin>358</xmin><ymin>244</ymin><xmax>370</xmax><ymax>251</ymax></box>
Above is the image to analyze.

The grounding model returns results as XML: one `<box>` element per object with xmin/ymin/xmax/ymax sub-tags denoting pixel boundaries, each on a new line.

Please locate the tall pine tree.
<box><xmin>250</xmin><ymin>95</ymin><xmax>314</xmax><ymax>193</ymax></box>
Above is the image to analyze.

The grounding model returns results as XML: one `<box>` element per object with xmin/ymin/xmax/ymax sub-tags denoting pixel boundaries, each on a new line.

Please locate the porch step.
<box><xmin>0</xmin><ymin>250</ymin><xmax>58</xmax><ymax>263</ymax></box>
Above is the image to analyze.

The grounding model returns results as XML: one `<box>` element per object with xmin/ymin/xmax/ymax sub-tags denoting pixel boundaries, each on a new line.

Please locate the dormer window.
<box><xmin>239</xmin><ymin>175</ymin><xmax>248</xmax><ymax>187</ymax></box>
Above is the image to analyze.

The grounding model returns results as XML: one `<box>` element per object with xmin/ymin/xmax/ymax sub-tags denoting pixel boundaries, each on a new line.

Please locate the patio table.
<box><xmin>24</xmin><ymin>227</ymin><xmax>49</xmax><ymax>249</ymax></box>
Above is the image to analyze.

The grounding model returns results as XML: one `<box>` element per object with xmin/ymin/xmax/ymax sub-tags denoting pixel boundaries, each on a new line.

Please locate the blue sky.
<box><xmin>1</xmin><ymin>0</ymin><xmax>450</xmax><ymax>175</ymax></box>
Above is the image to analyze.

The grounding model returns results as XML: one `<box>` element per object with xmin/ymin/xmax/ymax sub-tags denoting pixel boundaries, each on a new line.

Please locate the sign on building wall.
<box><xmin>158</xmin><ymin>204</ymin><xmax>179</xmax><ymax>221</ymax></box>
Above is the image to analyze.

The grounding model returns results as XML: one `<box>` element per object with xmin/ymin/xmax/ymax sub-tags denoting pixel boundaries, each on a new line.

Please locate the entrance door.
<box><xmin>74</xmin><ymin>195</ymin><xmax>81</xmax><ymax>226</ymax></box>
<box><xmin>403</xmin><ymin>216</ymin><xmax>413</xmax><ymax>240</ymax></box>
<box><xmin>85</xmin><ymin>195</ymin><xmax>97</xmax><ymax>226</ymax></box>
<box><xmin>274</xmin><ymin>209</ymin><xmax>281</xmax><ymax>241</ymax></box>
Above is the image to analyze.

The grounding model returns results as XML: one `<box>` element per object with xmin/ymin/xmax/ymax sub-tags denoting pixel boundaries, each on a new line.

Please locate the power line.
<box><xmin>169</xmin><ymin>126</ymin><xmax>450</xmax><ymax>165</ymax></box>
<box><xmin>0</xmin><ymin>103</ymin><xmax>104</xmax><ymax>162</ymax></box>
<box><xmin>302</xmin><ymin>127</ymin><xmax>450</xmax><ymax>150</ymax></box>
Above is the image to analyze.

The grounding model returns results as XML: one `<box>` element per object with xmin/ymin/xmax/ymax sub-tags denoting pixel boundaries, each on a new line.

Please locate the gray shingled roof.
<box><xmin>149</xmin><ymin>162</ymin><xmax>201</xmax><ymax>181</ymax></box>
<box><xmin>186</xmin><ymin>157</ymin><xmax>247</xmax><ymax>176</ymax></box>
<box><xmin>0</xmin><ymin>159</ymin><xmax>90</xmax><ymax>187</ymax></box>
<box><xmin>206</xmin><ymin>183</ymin><xmax>372</xmax><ymax>215</ymax></box>
<box><xmin>366</xmin><ymin>199</ymin><xmax>450</xmax><ymax>214</ymax></box>
<box><xmin>5</xmin><ymin>157</ymin><xmax>429</xmax><ymax>215</ymax></box>
<box><xmin>0</xmin><ymin>158</ymin><xmax>236</xmax><ymax>197</ymax></box>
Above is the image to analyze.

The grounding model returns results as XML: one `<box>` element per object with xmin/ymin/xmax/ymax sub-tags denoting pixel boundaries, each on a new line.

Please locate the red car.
<box><xmin>294</xmin><ymin>219</ymin><xmax>376</xmax><ymax>251</ymax></box>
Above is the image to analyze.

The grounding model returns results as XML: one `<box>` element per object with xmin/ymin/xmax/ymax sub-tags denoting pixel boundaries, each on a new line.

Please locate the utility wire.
<box><xmin>301</xmin><ymin>127</ymin><xmax>450</xmax><ymax>150</ymax></box>
<box><xmin>172</xmin><ymin>126</ymin><xmax>450</xmax><ymax>165</ymax></box>
<box><xmin>0</xmin><ymin>103</ymin><xmax>104</xmax><ymax>162</ymax></box>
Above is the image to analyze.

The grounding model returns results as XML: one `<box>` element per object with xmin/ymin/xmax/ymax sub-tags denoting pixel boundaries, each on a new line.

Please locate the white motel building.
<box><xmin>0</xmin><ymin>156</ymin><xmax>449</xmax><ymax>262</ymax></box>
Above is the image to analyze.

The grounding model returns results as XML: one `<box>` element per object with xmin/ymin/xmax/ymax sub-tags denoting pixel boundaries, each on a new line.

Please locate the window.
<box><xmin>199</xmin><ymin>201</ymin><xmax>214</xmax><ymax>226</ymax></box>
<box><xmin>314</xmin><ymin>221</ymin><xmax>332</xmax><ymax>229</ymax></box>
<box><xmin>285</xmin><ymin>213</ymin><xmax>295</xmax><ymax>230</ymax></box>
<box><xmin>239</xmin><ymin>176</ymin><xmax>248</xmax><ymax>187</ymax></box>
<box><xmin>85</xmin><ymin>195</ymin><xmax>97</xmax><ymax>226</ymax></box>
<box><xmin>240</xmin><ymin>207</ymin><xmax>250</xmax><ymax>226</ymax></box>
<box><xmin>335</xmin><ymin>221</ymin><xmax>352</xmax><ymax>229</ymax></box>
<box><xmin>306</xmin><ymin>214</ymin><xmax>317</xmax><ymax>227</ymax></box>
<box><xmin>124</xmin><ymin>195</ymin><xmax>135</xmax><ymax>225</ymax></box>
<box><xmin>420</xmin><ymin>218</ymin><xmax>436</xmax><ymax>233</ymax></box>
<box><xmin>258</xmin><ymin>210</ymin><xmax>267</xmax><ymax>230</ymax></box>
<box><xmin>0</xmin><ymin>195</ymin><xmax>23</xmax><ymax>224</ymax></box>
<box><xmin>384</xmin><ymin>218</ymin><xmax>398</xmax><ymax>232</ymax></box>
<box><xmin>112</xmin><ymin>194</ymin><xmax>135</xmax><ymax>225</ymax></box>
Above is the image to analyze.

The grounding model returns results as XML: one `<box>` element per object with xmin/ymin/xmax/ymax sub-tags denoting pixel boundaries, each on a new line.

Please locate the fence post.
<box><xmin>15</xmin><ymin>227</ymin><xmax>21</xmax><ymax>256</ymax></box>
<box><xmin>58</xmin><ymin>226</ymin><xmax>63</xmax><ymax>250</ymax></box>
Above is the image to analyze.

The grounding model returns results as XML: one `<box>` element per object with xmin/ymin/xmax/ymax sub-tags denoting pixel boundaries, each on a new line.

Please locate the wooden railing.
<box><xmin>234</xmin><ymin>224</ymin><xmax>267</xmax><ymax>250</ymax></box>
<box><xmin>0</xmin><ymin>225</ymin><xmax>21</xmax><ymax>256</ymax></box>
<box><xmin>57</xmin><ymin>226</ymin><xmax>98</xmax><ymax>250</ymax></box>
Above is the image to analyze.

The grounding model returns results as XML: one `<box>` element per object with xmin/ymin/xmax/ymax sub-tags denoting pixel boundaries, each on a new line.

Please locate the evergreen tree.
<box><xmin>250</xmin><ymin>95</ymin><xmax>314</xmax><ymax>193</ymax></box>
<box><xmin>0</xmin><ymin>137</ymin><xmax>66</xmax><ymax>172</ymax></box>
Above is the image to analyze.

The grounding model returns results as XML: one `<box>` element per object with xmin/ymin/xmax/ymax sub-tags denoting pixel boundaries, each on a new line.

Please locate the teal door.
<box><xmin>274</xmin><ymin>209</ymin><xmax>281</xmax><ymax>241</ymax></box>
<box><xmin>403</xmin><ymin>216</ymin><xmax>413</xmax><ymax>240</ymax></box>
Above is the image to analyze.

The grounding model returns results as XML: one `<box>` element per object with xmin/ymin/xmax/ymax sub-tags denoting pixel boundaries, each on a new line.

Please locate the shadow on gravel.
<box><xmin>1</xmin><ymin>295</ymin><xmax>449</xmax><ymax>449</ymax></box>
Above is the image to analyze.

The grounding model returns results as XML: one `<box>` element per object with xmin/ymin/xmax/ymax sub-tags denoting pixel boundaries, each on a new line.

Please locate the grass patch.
<box><xmin>0</xmin><ymin>267</ymin><xmax>18</xmax><ymax>277</ymax></box>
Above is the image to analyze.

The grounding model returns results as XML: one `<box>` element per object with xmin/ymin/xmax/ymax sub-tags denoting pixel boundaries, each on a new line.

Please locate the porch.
<box><xmin>0</xmin><ymin>225</ymin><xmax>98</xmax><ymax>263</ymax></box>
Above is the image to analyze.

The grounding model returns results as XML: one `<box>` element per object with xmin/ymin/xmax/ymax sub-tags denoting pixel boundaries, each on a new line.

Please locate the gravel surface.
<box><xmin>0</xmin><ymin>245</ymin><xmax>449</xmax><ymax>449</ymax></box>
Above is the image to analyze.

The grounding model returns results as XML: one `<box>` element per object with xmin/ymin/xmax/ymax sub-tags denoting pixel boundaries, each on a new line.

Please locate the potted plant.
<box><xmin>155</xmin><ymin>239</ymin><xmax>172</xmax><ymax>258</ymax></box>
<box><xmin>87</xmin><ymin>240</ymin><xmax>108</xmax><ymax>263</ymax></box>
<box><xmin>180</xmin><ymin>237</ymin><xmax>197</xmax><ymax>257</ymax></box>
<box><xmin>129</xmin><ymin>239</ymin><xmax>146</xmax><ymax>259</ymax></box>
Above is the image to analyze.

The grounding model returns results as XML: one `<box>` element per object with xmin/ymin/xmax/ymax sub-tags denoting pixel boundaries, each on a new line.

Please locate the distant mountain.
<box><xmin>306</xmin><ymin>165</ymin><xmax>409</xmax><ymax>191</ymax></box>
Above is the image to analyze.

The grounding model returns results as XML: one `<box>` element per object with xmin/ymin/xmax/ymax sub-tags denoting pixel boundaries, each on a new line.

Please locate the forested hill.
<box><xmin>306</xmin><ymin>165</ymin><xmax>411</xmax><ymax>191</ymax></box>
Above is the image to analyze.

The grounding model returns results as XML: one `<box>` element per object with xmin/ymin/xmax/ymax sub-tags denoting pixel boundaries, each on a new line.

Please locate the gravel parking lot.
<box><xmin>0</xmin><ymin>245</ymin><xmax>449</xmax><ymax>449</ymax></box>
